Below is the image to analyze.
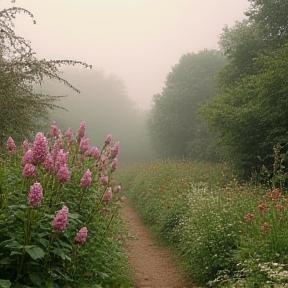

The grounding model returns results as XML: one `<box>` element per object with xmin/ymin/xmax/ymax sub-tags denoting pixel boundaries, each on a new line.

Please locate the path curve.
<box><xmin>122</xmin><ymin>204</ymin><xmax>196</xmax><ymax>288</ymax></box>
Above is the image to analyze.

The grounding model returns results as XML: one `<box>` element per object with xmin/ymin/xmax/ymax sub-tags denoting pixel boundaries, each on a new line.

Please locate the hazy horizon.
<box><xmin>5</xmin><ymin>0</ymin><xmax>250</xmax><ymax>109</ymax></box>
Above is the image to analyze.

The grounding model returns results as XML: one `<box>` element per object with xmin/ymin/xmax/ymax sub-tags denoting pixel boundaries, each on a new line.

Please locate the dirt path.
<box><xmin>122</xmin><ymin>204</ymin><xmax>197</xmax><ymax>288</ymax></box>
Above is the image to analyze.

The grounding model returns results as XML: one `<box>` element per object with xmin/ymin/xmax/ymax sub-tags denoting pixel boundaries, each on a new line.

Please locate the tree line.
<box><xmin>147</xmin><ymin>0</ymin><xmax>288</xmax><ymax>178</ymax></box>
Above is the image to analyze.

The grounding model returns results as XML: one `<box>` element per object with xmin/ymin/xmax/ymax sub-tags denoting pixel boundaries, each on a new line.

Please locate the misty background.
<box><xmin>3</xmin><ymin>0</ymin><xmax>249</xmax><ymax>162</ymax></box>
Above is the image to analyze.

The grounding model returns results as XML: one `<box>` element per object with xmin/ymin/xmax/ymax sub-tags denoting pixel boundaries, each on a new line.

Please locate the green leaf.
<box><xmin>51</xmin><ymin>248</ymin><xmax>66</xmax><ymax>260</ymax></box>
<box><xmin>0</xmin><ymin>279</ymin><xmax>11</xmax><ymax>288</ymax></box>
<box><xmin>29</xmin><ymin>274</ymin><xmax>42</xmax><ymax>286</ymax></box>
<box><xmin>25</xmin><ymin>246</ymin><xmax>45</xmax><ymax>260</ymax></box>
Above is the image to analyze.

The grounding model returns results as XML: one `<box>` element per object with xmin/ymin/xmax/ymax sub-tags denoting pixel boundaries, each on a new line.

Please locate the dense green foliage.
<box><xmin>200</xmin><ymin>0</ymin><xmax>288</xmax><ymax>177</ymax></box>
<box><xmin>0</xmin><ymin>123</ymin><xmax>131</xmax><ymax>288</ymax></box>
<box><xmin>118</xmin><ymin>160</ymin><xmax>288</xmax><ymax>287</ymax></box>
<box><xmin>0</xmin><ymin>6</ymin><xmax>89</xmax><ymax>145</ymax></box>
<box><xmin>147</xmin><ymin>50</ymin><xmax>226</xmax><ymax>161</ymax></box>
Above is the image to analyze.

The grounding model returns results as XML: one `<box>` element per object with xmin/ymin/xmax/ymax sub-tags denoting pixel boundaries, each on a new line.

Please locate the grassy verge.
<box><xmin>117</xmin><ymin>159</ymin><xmax>288</xmax><ymax>287</ymax></box>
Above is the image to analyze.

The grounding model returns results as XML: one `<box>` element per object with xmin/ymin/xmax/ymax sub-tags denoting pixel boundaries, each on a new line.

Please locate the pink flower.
<box><xmin>104</xmin><ymin>134</ymin><xmax>112</xmax><ymax>145</ymax></box>
<box><xmin>258</xmin><ymin>203</ymin><xmax>267</xmax><ymax>214</ymax></box>
<box><xmin>101</xmin><ymin>174</ymin><xmax>108</xmax><ymax>185</ymax></box>
<box><xmin>32</xmin><ymin>132</ymin><xmax>48</xmax><ymax>165</ymax></box>
<box><xmin>6</xmin><ymin>137</ymin><xmax>16</xmax><ymax>155</ymax></box>
<box><xmin>245</xmin><ymin>213</ymin><xmax>254</xmax><ymax>223</ymax></box>
<box><xmin>261</xmin><ymin>222</ymin><xmax>270</xmax><ymax>232</ymax></box>
<box><xmin>55</xmin><ymin>149</ymin><xmax>68</xmax><ymax>171</ymax></box>
<box><xmin>49</xmin><ymin>123</ymin><xmax>61</xmax><ymax>138</ymax></box>
<box><xmin>65</xmin><ymin>127</ymin><xmax>73</xmax><ymax>146</ymax></box>
<box><xmin>43</xmin><ymin>155</ymin><xmax>54</xmax><ymax>173</ymax></box>
<box><xmin>80</xmin><ymin>169</ymin><xmax>92</xmax><ymax>188</ymax></box>
<box><xmin>114</xmin><ymin>185</ymin><xmax>121</xmax><ymax>193</ymax></box>
<box><xmin>76</xmin><ymin>121</ymin><xmax>86</xmax><ymax>141</ymax></box>
<box><xmin>22</xmin><ymin>139</ymin><xmax>29</xmax><ymax>154</ymax></box>
<box><xmin>52</xmin><ymin>206</ymin><xmax>69</xmax><ymax>231</ymax></box>
<box><xmin>22</xmin><ymin>163</ymin><xmax>37</xmax><ymax>178</ymax></box>
<box><xmin>75</xmin><ymin>227</ymin><xmax>88</xmax><ymax>244</ymax></box>
<box><xmin>109</xmin><ymin>141</ymin><xmax>120</xmax><ymax>158</ymax></box>
<box><xmin>21</xmin><ymin>150</ymin><xmax>33</xmax><ymax>167</ymax></box>
<box><xmin>80</xmin><ymin>137</ymin><xmax>90</xmax><ymax>153</ymax></box>
<box><xmin>57</xmin><ymin>165</ymin><xmax>71</xmax><ymax>184</ymax></box>
<box><xmin>28</xmin><ymin>182</ymin><xmax>43</xmax><ymax>208</ymax></box>
<box><xmin>111</xmin><ymin>158</ymin><xmax>118</xmax><ymax>171</ymax></box>
<box><xmin>103</xmin><ymin>187</ymin><xmax>113</xmax><ymax>203</ymax></box>
<box><xmin>90</xmin><ymin>147</ymin><xmax>100</xmax><ymax>159</ymax></box>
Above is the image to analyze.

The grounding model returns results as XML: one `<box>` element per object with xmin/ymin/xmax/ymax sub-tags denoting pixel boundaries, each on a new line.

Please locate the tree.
<box><xmin>0</xmin><ymin>6</ymin><xmax>90</xmax><ymax>145</ymax></box>
<box><xmin>147</xmin><ymin>49</ymin><xmax>226</xmax><ymax>160</ymax></box>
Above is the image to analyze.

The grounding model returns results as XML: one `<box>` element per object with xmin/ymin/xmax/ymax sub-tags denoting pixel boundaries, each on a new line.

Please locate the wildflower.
<box><xmin>258</xmin><ymin>203</ymin><xmax>267</xmax><ymax>214</ymax></box>
<box><xmin>6</xmin><ymin>137</ymin><xmax>16</xmax><ymax>155</ymax></box>
<box><xmin>265</xmin><ymin>189</ymin><xmax>281</xmax><ymax>202</ymax></box>
<box><xmin>80</xmin><ymin>137</ymin><xmax>90</xmax><ymax>153</ymax></box>
<box><xmin>76</xmin><ymin>121</ymin><xmax>85</xmax><ymax>141</ymax></box>
<box><xmin>80</xmin><ymin>169</ymin><xmax>92</xmax><ymax>188</ymax></box>
<box><xmin>57</xmin><ymin>165</ymin><xmax>71</xmax><ymax>184</ymax></box>
<box><xmin>75</xmin><ymin>227</ymin><xmax>88</xmax><ymax>244</ymax></box>
<box><xmin>64</xmin><ymin>127</ymin><xmax>73</xmax><ymax>146</ymax></box>
<box><xmin>109</xmin><ymin>141</ymin><xmax>119</xmax><ymax>158</ymax></box>
<box><xmin>101</xmin><ymin>174</ymin><xmax>108</xmax><ymax>185</ymax></box>
<box><xmin>104</xmin><ymin>134</ymin><xmax>112</xmax><ymax>145</ymax></box>
<box><xmin>114</xmin><ymin>185</ymin><xmax>121</xmax><ymax>193</ymax></box>
<box><xmin>55</xmin><ymin>149</ymin><xmax>68</xmax><ymax>171</ymax></box>
<box><xmin>261</xmin><ymin>222</ymin><xmax>270</xmax><ymax>232</ymax></box>
<box><xmin>32</xmin><ymin>132</ymin><xmax>48</xmax><ymax>164</ymax></box>
<box><xmin>90</xmin><ymin>146</ymin><xmax>100</xmax><ymax>159</ymax></box>
<box><xmin>28</xmin><ymin>182</ymin><xmax>43</xmax><ymax>208</ymax></box>
<box><xmin>246</xmin><ymin>213</ymin><xmax>255</xmax><ymax>223</ymax></box>
<box><xmin>22</xmin><ymin>139</ymin><xmax>29</xmax><ymax>153</ymax></box>
<box><xmin>22</xmin><ymin>163</ymin><xmax>37</xmax><ymax>178</ymax></box>
<box><xmin>49</xmin><ymin>123</ymin><xmax>61</xmax><ymax>138</ymax></box>
<box><xmin>103</xmin><ymin>187</ymin><xmax>113</xmax><ymax>203</ymax></box>
<box><xmin>43</xmin><ymin>155</ymin><xmax>54</xmax><ymax>173</ymax></box>
<box><xmin>21</xmin><ymin>150</ymin><xmax>33</xmax><ymax>167</ymax></box>
<box><xmin>111</xmin><ymin>158</ymin><xmax>118</xmax><ymax>171</ymax></box>
<box><xmin>120</xmin><ymin>196</ymin><xmax>127</xmax><ymax>203</ymax></box>
<box><xmin>52</xmin><ymin>206</ymin><xmax>69</xmax><ymax>231</ymax></box>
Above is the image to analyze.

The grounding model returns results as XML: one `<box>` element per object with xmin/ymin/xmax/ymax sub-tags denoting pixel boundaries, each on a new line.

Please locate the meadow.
<box><xmin>117</xmin><ymin>159</ymin><xmax>288</xmax><ymax>287</ymax></box>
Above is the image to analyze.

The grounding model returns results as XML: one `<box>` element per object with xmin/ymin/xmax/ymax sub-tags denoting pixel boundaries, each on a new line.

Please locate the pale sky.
<box><xmin>4</xmin><ymin>0</ymin><xmax>250</xmax><ymax>109</ymax></box>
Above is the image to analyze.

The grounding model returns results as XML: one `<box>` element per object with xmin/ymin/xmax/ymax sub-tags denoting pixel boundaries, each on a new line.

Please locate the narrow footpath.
<box><xmin>122</xmin><ymin>204</ymin><xmax>197</xmax><ymax>288</ymax></box>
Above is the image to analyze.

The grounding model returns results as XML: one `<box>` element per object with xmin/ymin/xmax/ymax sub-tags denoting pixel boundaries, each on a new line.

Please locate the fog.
<box><xmin>6</xmin><ymin>0</ymin><xmax>249</xmax><ymax>109</ymax></box>
<box><xmin>3</xmin><ymin>0</ymin><xmax>250</xmax><ymax>162</ymax></box>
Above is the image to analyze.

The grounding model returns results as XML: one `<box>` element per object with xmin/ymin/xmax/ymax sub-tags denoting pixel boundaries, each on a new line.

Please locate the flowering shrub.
<box><xmin>0</xmin><ymin>122</ymin><xmax>130</xmax><ymax>288</ymax></box>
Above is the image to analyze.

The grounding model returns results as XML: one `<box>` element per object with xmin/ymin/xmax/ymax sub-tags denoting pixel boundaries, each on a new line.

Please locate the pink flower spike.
<box><xmin>76</xmin><ymin>121</ymin><xmax>86</xmax><ymax>141</ymax></box>
<box><xmin>22</xmin><ymin>163</ymin><xmax>37</xmax><ymax>178</ymax></box>
<box><xmin>81</xmin><ymin>169</ymin><xmax>92</xmax><ymax>188</ymax></box>
<box><xmin>90</xmin><ymin>147</ymin><xmax>100</xmax><ymax>159</ymax></box>
<box><xmin>103</xmin><ymin>187</ymin><xmax>113</xmax><ymax>203</ymax></box>
<box><xmin>57</xmin><ymin>165</ymin><xmax>71</xmax><ymax>184</ymax></box>
<box><xmin>21</xmin><ymin>150</ymin><xmax>33</xmax><ymax>167</ymax></box>
<box><xmin>49</xmin><ymin>123</ymin><xmax>61</xmax><ymax>138</ymax></box>
<box><xmin>32</xmin><ymin>132</ymin><xmax>48</xmax><ymax>165</ymax></box>
<box><xmin>109</xmin><ymin>141</ymin><xmax>120</xmax><ymax>158</ymax></box>
<box><xmin>101</xmin><ymin>174</ymin><xmax>108</xmax><ymax>185</ymax></box>
<box><xmin>28</xmin><ymin>182</ymin><xmax>43</xmax><ymax>209</ymax></box>
<box><xmin>6</xmin><ymin>137</ymin><xmax>16</xmax><ymax>155</ymax></box>
<box><xmin>43</xmin><ymin>155</ymin><xmax>54</xmax><ymax>173</ymax></box>
<box><xmin>52</xmin><ymin>206</ymin><xmax>69</xmax><ymax>231</ymax></box>
<box><xmin>112</xmin><ymin>158</ymin><xmax>118</xmax><ymax>171</ymax></box>
<box><xmin>104</xmin><ymin>134</ymin><xmax>112</xmax><ymax>145</ymax></box>
<box><xmin>80</xmin><ymin>137</ymin><xmax>90</xmax><ymax>153</ymax></box>
<box><xmin>65</xmin><ymin>127</ymin><xmax>73</xmax><ymax>145</ymax></box>
<box><xmin>75</xmin><ymin>227</ymin><xmax>88</xmax><ymax>244</ymax></box>
<box><xmin>22</xmin><ymin>139</ymin><xmax>29</xmax><ymax>153</ymax></box>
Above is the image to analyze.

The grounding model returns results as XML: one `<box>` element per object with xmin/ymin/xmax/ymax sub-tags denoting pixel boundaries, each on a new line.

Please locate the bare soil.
<box><xmin>121</xmin><ymin>204</ymin><xmax>197</xmax><ymax>288</ymax></box>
